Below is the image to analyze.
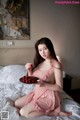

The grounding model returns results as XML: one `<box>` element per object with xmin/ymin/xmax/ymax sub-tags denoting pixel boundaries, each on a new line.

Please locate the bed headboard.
<box><xmin>0</xmin><ymin>48</ymin><xmax>35</xmax><ymax>65</ymax></box>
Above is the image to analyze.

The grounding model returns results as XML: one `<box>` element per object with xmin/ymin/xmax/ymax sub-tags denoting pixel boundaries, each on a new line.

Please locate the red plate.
<box><xmin>19</xmin><ymin>76</ymin><xmax>39</xmax><ymax>84</ymax></box>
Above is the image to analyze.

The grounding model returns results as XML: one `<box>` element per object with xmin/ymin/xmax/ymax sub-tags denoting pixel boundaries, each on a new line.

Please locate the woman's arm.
<box><xmin>25</xmin><ymin>63</ymin><xmax>33</xmax><ymax>76</ymax></box>
<box><xmin>43</xmin><ymin>82</ymin><xmax>63</xmax><ymax>91</ymax></box>
<box><xmin>41</xmin><ymin>62</ymin><xmax>63</xmax><ymax>91</ymax></box>
<box><xmin>53</xmin><ymin>62</ymin><xmax>63</xmax><ymax>91</ymax></box>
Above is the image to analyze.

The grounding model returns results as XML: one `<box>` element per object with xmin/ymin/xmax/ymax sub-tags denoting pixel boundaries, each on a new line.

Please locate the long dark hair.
<box><xmin>33</xmin><ymin>37</ymin><xmax>58</xmax><ymax>69</ymax></box>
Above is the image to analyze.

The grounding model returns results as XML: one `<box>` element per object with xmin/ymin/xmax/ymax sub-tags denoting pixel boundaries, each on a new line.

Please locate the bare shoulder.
<box><xmin>51</xmin><ymin>60</ymin><xmax>61</xmax><ymax>69</ymax></box>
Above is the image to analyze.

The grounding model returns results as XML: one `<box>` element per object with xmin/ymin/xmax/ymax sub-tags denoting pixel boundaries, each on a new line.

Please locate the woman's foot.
<box><xmin>16</xmin><ymin>108</ymin><xmax>21</xmax><ymax>116</ymax></box>
<box><xmin>59</xmin><ymin>111</ymin><xmax>72</xmax><ymax>116</ymax></box>
<box><xmin>6</xmin><ymin>98</ymin><xmax>15</xmax><ymax>106</ymax></box>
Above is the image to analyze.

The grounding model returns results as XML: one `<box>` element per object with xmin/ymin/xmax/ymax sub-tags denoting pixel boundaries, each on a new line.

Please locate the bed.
<box><xmin>0</xmin><ymin>65</ymin><xmax>80</xmax><ymax>120</ymax></box>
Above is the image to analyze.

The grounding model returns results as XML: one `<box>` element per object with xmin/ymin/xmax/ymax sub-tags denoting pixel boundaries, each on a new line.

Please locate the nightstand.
<box><xmin>71</xmin><ymin>89</ymin><xmax>80</xmax><ymax>103</ymax></box>
<box><xmin>63</xmin><ymin>74</ymin><xmax>72</xmax><ymax>95</ymax></box>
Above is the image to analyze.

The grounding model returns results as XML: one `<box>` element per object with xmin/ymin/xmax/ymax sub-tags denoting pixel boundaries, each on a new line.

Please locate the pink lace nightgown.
<box><xmin>24</xmin><ymin>66</ymin><xmax>61</xmax><ymax>116</ymax></box>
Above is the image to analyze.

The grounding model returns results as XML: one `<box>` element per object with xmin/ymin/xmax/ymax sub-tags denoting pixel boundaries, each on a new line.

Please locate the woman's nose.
<box><xmin>42</xmin><ymin>50</ymin><xmax>45</xmax><ymax>54</ymax></box>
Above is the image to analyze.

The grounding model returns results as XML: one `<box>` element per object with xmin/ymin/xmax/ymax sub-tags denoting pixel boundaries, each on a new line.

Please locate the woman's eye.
<box><xmin>39</xmin><ymin>47</ymin><xmax>47</xmax><ymax>51</ymax></box>
<box><xmin>39</xmin><ymin>49</ymin><xmax>42</xmax><ymax>51</ymax></box>
<box><xmin>44</xmin><ymin>47</ymin><xmax>47</xmax><ymax>50</ymax></box>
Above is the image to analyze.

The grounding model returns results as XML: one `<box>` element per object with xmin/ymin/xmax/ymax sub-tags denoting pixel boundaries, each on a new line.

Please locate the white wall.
<box><xmin>0</xmin><ymin>0</ymin><xmax>80</xmax><ymax>89</ymax></box>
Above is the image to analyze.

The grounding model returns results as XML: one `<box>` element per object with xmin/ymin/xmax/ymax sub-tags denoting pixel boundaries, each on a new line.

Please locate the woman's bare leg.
<box><xmin>15</xmin><ymin>91</ymin><xmax>34</xmax><ymax>109</ymax></box>
<box><xmin>20</xmin><ymin>103</ymin><xmax>44</xmax><ymax>117</ymax></box>
<box><xmin>28</xmin><ymin>111</ymin><xmax>44</xmax><ymax>117</ymax></box>
<box><xmin>15</xmin><ymin>95</ymin><xmax>28</xmax><ymax>109</ymax></box>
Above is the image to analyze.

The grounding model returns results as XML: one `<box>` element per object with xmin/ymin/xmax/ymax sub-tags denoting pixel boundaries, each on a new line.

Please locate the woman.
<box><xmin>15</xmin><ymin>37</ymin><xmax>72</xmax><ymax>117</ymax></box>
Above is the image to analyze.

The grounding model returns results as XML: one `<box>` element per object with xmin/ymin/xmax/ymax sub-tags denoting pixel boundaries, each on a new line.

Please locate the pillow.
<box><xmin>0</xmin><ymin>66</ymin><xmax>3</xmax><ymax>69</ymax></box>
<box><xmin>0</xmin><ymin>65</ymin><xmax>27</xmax><ymax>84</ymax></box>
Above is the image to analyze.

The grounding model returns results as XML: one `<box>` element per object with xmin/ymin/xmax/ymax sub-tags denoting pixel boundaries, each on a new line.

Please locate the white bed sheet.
<box><xmin>0</xmin><ymin>65</ymin><xmax>80</xmax><ymax>120</ymax></box>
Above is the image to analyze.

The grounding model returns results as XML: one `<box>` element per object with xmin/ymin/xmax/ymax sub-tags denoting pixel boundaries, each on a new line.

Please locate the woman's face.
<box><xmin>38</xmin><ymin>44</ymin><xmax>51</xmax><ymax>59</ymax></box>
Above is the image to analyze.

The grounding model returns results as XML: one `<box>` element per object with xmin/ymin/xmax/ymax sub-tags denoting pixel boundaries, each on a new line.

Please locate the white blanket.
<box><xmin>0</xmin><ymin>65</ymin><xmax>80</xmax><ymax>120</ymax></box>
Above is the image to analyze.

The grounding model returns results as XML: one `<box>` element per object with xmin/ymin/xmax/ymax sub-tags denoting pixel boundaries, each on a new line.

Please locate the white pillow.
<box><xmin>0</xmin><ymin>66</ymin><xmax>3</xmax><ymax>69</ymax></box>
<box><xmin>0</xmin><ymin>65</ymin><xmax>27</xmax><ymax>84</ymax></box>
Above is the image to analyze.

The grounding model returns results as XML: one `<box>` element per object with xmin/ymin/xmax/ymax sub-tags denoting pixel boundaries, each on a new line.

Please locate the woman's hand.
<box><xmin>25</xmin><ymin>63</ymin><xmax>33</xmax><ymax>76</ymax></box>
<box><xmin>25</xmin><ymin>63</ymin><xmax>33</xmax><ymax>70</ymax></box>
<box><xmin>37</xmin><ymin>79</ymin><xmax>46</xmax><ymax>87</ymax></box>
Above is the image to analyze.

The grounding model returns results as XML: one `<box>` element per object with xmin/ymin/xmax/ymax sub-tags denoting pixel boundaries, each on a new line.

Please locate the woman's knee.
<box><xmin>20</xmin><ymin>108</ymin><xmax>28</xmax><ymax>117</ymax></box>
<box><xmin>19</xmin><ymin>108</ymin><xmax>24</xmax><ymax>116</ymax></box>
<box><xmin>14</xmin><ymin>99</ymin><xmax>20</xmax><ymax>108</ymax></box>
